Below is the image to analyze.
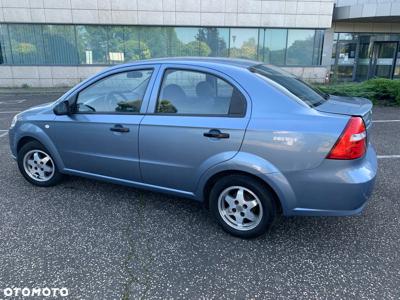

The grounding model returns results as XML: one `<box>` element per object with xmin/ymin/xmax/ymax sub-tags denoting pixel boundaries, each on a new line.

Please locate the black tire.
<box><xmin>17</xmin><ymin>140</ymin><xmax>63</xmax><ymax>187</ymax></box>
<box><xmin>209</xmin><ymin>175</ymin><xmax>276</xmax><ymax>239</ymax></box>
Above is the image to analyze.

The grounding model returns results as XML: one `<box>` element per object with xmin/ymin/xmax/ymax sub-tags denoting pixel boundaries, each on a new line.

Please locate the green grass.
<box><xmin>315</xmin><ymin>78</ymin><xmax>400</xmax><ymax>106</ymax></box>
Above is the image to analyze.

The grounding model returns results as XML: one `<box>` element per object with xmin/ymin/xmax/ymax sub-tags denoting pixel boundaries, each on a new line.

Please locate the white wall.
<box><xmin>0</xmin><ymin>66</ymin><xmax>106</xmax><ymax>88</ymax></box>
<box><xmin>0</xmin><ymin>0</ymin><xmax>334</xmax><ymax>28</ymax></box>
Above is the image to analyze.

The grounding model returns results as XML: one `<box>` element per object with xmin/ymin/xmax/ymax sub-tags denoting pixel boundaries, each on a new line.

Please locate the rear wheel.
<box><xmin>209</xmin><ymin>175</ymin><xmax>276</xmax><ymax>238</ymax></box>
<box><xmin>17</xmin><ymin>141</ymin><xmax>63</xmax><ymax>187</ymax></box>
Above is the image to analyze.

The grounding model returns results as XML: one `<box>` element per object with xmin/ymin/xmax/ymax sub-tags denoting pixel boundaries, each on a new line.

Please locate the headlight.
<box><xmin>10</xmin><ymin>114</ymin><xmax>19</xmax><ymax>129</ymax></box>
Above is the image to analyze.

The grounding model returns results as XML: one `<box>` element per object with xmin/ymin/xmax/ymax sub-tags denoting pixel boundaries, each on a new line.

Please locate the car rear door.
<box><xmin>48</xmin><ymin>65</ymin><xmax>159</xmax><ymax>182</ymax></box>
<box><xmin>139</xmin><ymin>64</ymin><xmax>251</xmax><ymax>193</ymax></box>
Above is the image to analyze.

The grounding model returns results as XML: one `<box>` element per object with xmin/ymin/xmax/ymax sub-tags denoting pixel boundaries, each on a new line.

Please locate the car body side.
<box><xmin>8</xmin><ymin>59</ymin><xmax>377</xmax><ymax>216</ymax></box>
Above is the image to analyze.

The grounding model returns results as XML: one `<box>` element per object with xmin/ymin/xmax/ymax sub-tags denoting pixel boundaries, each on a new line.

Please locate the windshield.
<box><xmin>249</xmin><ymin>64</ymin><xmax>328</xmax><ymax>107</ymax></box>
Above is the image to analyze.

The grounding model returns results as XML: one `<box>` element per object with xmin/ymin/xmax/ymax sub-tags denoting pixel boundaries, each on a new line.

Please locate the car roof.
<box><xmin>110</xmin><ymin>57</ymin><xmax>260</xmax><ymax>70</ymax></box>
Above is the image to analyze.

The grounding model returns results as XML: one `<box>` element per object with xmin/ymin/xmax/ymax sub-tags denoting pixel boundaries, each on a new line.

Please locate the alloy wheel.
<box><xmin>217</xmin><ymin>186</ymin><xmax>263</xmax><ymax>231</ymax></box>
<box><xmin>23</xmin><ymin>150</ymin><xmax>55</xmax><ymax>182</ymax></box>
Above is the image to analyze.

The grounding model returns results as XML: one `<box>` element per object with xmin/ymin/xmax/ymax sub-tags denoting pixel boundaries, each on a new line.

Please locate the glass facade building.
<box><xmin>1</xmin><ymin>0</ymin><xmax>399</xmax><ymax>87</ymax></box>
<box><xmin>331</xmin><ymin>33</ymin><xmax>400</xmax><ymax>82</ymax></box>
<box><xmin>0</xmin><ymin>24</ymin><xmax>324</xmax><ymax>67</ymax></box>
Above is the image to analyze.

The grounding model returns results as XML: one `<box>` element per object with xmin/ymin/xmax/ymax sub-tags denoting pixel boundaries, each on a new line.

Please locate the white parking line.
<box><xmin>0</xmin><ymin>111</ymin><xmax>20</xmax><ymax>114</ymax></box>
<box><xmin>0</xmin><ymin>99</ymin><xmax>26</xmax><ymax>104</ymax></box>
<box><xmin>373</xmin><ymin>120</ymin><xmax>400</xmax><ymax>123</ymax></box>
<box><xmin>0</xmin><ymin>131</ymin><xmax>8</xmax><ymax>138</ymax></box>
<box><xmin>377</xmin><ymin>155</ymin><xmax>400</xmax><ymax>159</ymax></box>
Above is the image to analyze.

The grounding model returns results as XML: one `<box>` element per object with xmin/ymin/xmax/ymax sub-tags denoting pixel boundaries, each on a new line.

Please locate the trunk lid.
<box><xmin>315</xmin><ymin>95</ymin><xmax>373</xmax><ymax>130</ymax></box>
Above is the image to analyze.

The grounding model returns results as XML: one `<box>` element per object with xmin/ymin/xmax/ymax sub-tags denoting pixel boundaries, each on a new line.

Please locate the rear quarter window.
<box><xmin>250</xmin><ymin>64</ymin><xmax>328</xmax><ymax>107</ymax></box>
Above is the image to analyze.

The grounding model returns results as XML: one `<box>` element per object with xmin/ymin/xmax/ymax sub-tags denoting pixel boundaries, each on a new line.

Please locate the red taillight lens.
<box><xmin>327</xmin><ymin>116</ymin><xmax>367</xmax><ymax>160</ymax></box>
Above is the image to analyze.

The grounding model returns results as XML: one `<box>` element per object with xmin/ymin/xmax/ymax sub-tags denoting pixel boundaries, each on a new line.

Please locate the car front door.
<box><xmin>139</xmin><ymin>65</ymin><xmax>251</xmax><ymax>193</ymax></box>
<box><xmin>48</xmin><ymin>66</ymin><xmax>159</xmax><ymax>182</ymax></box>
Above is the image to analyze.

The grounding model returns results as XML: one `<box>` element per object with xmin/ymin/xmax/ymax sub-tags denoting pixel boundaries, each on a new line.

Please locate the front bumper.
<box><xmin>283</xmin><ymin>144</ymin><xmax>378</xmax><ymax>216</ymax></box>
<box><xmin>8</xmin><ymin>127</ymin><xmax>17</xmax><ymax>160</ymax></box>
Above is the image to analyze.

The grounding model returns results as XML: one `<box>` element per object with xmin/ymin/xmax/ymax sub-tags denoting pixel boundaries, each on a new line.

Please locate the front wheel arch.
<box><xmin>15</xmin><ymin>130</ymin><xmax>66</xmax><ymax>172</ymax></box>
<box><xmin>17</xmin><ymin>136</ymin><xmax>41</xmax><ymax>154</ymax></box>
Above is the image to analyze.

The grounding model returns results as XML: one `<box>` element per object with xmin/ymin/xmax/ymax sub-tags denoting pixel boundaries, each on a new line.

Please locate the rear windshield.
<box><xmin>249</xmin><ymin>64</ymin><xmax>328</xmax><ymax>107</ymax></box>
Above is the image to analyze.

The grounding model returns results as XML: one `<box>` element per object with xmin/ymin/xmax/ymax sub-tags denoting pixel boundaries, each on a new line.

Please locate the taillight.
<box><xmin>327</xmin><ymin>116</ymin><xmax>367</xmax><ymax>160</ymax></box>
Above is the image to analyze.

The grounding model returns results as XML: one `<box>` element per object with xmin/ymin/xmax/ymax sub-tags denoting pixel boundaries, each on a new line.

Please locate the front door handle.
<box><xmin>203</xmin><ymin>129</ymin><xmax>230</xmax><ymax>139</ymax></box>
<box><xmin>110</xmin><ymin>124</ymin><xmax>130</xmax><ymax>133</ymax></box>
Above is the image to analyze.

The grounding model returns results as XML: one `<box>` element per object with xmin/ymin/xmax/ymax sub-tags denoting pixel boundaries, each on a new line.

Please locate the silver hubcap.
<box><xmin>23</xmin><ymin>150</ymin><xmax>55</xmax><ymax>182</ymax></box>
<box><xmin>218</xmin><ymin>186</ymin><xmax>263</xmax><ymax>231</ymax></box>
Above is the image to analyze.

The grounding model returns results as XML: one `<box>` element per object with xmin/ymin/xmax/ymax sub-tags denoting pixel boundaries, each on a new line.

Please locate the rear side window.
<box><xmin>250</xmin><ymin>64</ymin><xmax>328</xmax><ymax>107</ymax></box>
<box><xmin>76</xmin><ymin>69</ymin><xmax>153</xmax><ymax>113</ymax></box>
<box><xmin>156</xmin><ymin>69</ymin><xmax>246</xmax><ymax>116</ymax></box>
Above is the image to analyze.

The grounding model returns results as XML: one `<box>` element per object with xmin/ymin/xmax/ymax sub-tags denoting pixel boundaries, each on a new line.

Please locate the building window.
<box><xmin>8</xmin><ymin>24</ymin><xmax>45</xmax><ymax>65</ymax></box>
<box><xmin>76</xmin><ymin>25</ymin><xmax>108</xmax><ymax>64</ymax></box>
<box><xmin>0</xmin><ymin>24</ymin><xmax>12</xmax><ymax>64</ymax></box>
<box><xmin>197</xmin><ymin>27</ymin><xmax>229</xmax><ymax>57</ymax></box>
<box><xmin>286</xmin><ymin>29</ymin><xmax>316</xmax><ymax>65</ymax></box>
<box><xmin>107</xmin><ymin>26</ymin><xmax>125</xmax><ymax>64</ymax></box>
<box><xmin>0</xmin><ymin>24</ymin><xmax>324</xmax><ymax>67</ymax></box>
<box><xmin>43</xmin><ymin>25</ymin><xmax>78</xmax><ymax>65</ymax></box>
<box><xmin>140</xmin><ymin>27</ymin><xmax>170</xmax><ymax>58</ymax></box>
<box><xmin>229</xmin><ymin>28</ymin><xmax>259</xmax><ymax>60</ymax></box>
<box><xmin>263</xmin><ymin>29</ymin><xmax>287</xmax><ymax>65</ymax></box>
<box><xmin>171</xmin><ymin>27</ymin><xmax>203</xmax><ymax>56</ymax></box>
<box><xmin>313</xmin><ymin>30</ymin><xmax>324</xmax><ymax>65</ymax></box>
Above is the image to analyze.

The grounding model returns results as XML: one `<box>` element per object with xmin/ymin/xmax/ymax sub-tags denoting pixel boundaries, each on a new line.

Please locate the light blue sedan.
<box><xmin>9</xmin><ymin>58</ymin><xmax>377</xmax><ymax>238</ymax></box>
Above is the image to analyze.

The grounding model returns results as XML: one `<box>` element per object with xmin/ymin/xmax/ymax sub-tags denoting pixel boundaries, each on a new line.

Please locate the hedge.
<box><xmin>315</xmin><ymin>78</ymin><xmax>400</xmax><ymax>106</ymax></box>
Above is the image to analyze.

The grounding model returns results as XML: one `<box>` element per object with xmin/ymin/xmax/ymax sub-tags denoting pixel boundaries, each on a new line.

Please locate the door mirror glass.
<box><xmin>53</xmin><ymin>100</ymin><xmax>70</xmax><ymax>115</ymax></box>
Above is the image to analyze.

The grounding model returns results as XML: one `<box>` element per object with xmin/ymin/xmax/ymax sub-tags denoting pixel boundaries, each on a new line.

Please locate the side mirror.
<box><xmin>53</xmin><ymin>100</ymin><xmax>71</xmax><ymax>115</ymax></box>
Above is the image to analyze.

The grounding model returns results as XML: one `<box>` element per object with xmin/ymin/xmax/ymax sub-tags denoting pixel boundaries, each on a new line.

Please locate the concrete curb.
<box><xmin>0</xmin><ymin>88</ymin><xmax>70</xmax><ymax>95</ymax></box>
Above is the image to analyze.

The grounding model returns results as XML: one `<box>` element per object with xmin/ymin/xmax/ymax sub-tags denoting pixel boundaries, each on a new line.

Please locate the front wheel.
<box><xmin>209</xmin><ymin>175</ymin><xmax>276</xmax><ymax>238</ymax></box>
<box><xmin>17</xmin><ymin>141</ymin><xmax>63</xmax><ymax>187</ymax></box>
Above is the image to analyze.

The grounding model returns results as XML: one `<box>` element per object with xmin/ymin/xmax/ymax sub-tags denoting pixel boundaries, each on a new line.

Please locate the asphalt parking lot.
<box><xmin>0</xmin><ymin>91</ymin><xmax>400</xmax><ymax>299</ymax></box>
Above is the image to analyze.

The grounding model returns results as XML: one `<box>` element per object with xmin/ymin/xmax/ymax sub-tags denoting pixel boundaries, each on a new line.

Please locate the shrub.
<box><xmin>315</xmin><ymin>78</ymin><xmax>400</xmax><ymax>106</ymax></box>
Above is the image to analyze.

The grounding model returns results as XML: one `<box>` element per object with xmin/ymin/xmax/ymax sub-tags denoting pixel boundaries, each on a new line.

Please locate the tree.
<box><xmin>180</xmin><ymin>41</ymin><xmax>211</xmax><ymax>56</ymax></box>
<box><xmin>124</xmin><ymin>40</ymin><xmax>151</xmax><ymax>61</ymax></box>
<box><xmin>286</xmin><ymin>37</ymin><xmax>314</xmax><ymax>65</ymax></box>
<box><xmin>196</xmin><ymin>28</ymin><xmax>227</xmax><ymax>57</ymax></box>
<box><xmin>230</xmin><ymin>37</ymin><xmax>257</xmax><ymax>59</ymax></box>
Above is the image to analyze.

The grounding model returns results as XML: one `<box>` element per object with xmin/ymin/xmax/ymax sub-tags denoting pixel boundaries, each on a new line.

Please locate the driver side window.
<box><xmin>75</xmin><ymin>69</ymin><xmax>153</xmax><ymax>113</ymax></box>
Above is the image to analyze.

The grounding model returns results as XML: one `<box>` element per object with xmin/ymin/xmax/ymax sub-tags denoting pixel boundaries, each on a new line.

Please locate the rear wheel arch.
<box><xmin>203</xmin><ymin>170</ymin><xmax>283</xmax><ymax>214</ymax></box>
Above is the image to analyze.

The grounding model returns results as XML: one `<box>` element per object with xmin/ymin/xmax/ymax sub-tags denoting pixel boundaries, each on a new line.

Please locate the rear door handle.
<box><xmin>203</xmin><ymin>129</ymin><xmax>230</xmax><ymax>139</ymax></box>
<box><xmin>110</xmin><ymin>124</ymin><xmax>130</xmax><ymax>133</ymax></box>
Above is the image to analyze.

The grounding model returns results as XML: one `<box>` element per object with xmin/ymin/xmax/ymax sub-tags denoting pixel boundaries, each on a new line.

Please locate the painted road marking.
<box><xmin>373</xmin><ymin>120</ymin><xmax>400</xmax><ymax>123</ymax></box>
<box><xmin>0</xmin><ymin>99</ymin><xmax>26</xmax><ymax>104</ymax></box>
<box><xmin>0</xmin><ymin>131</ymin><xmax>8</xmax><ymax>138</ymax></box>
<box><xmin>0</xmin><ymin>111</ymin><xmax>20</xmax><ymax>114</ymax></box>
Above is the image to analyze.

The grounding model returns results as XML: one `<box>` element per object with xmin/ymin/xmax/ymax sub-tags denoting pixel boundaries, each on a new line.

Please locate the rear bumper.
<box><xmin>283</xmin><ymin>144</ymin><xmax>377</xmax><ymax>216</ymax></box>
